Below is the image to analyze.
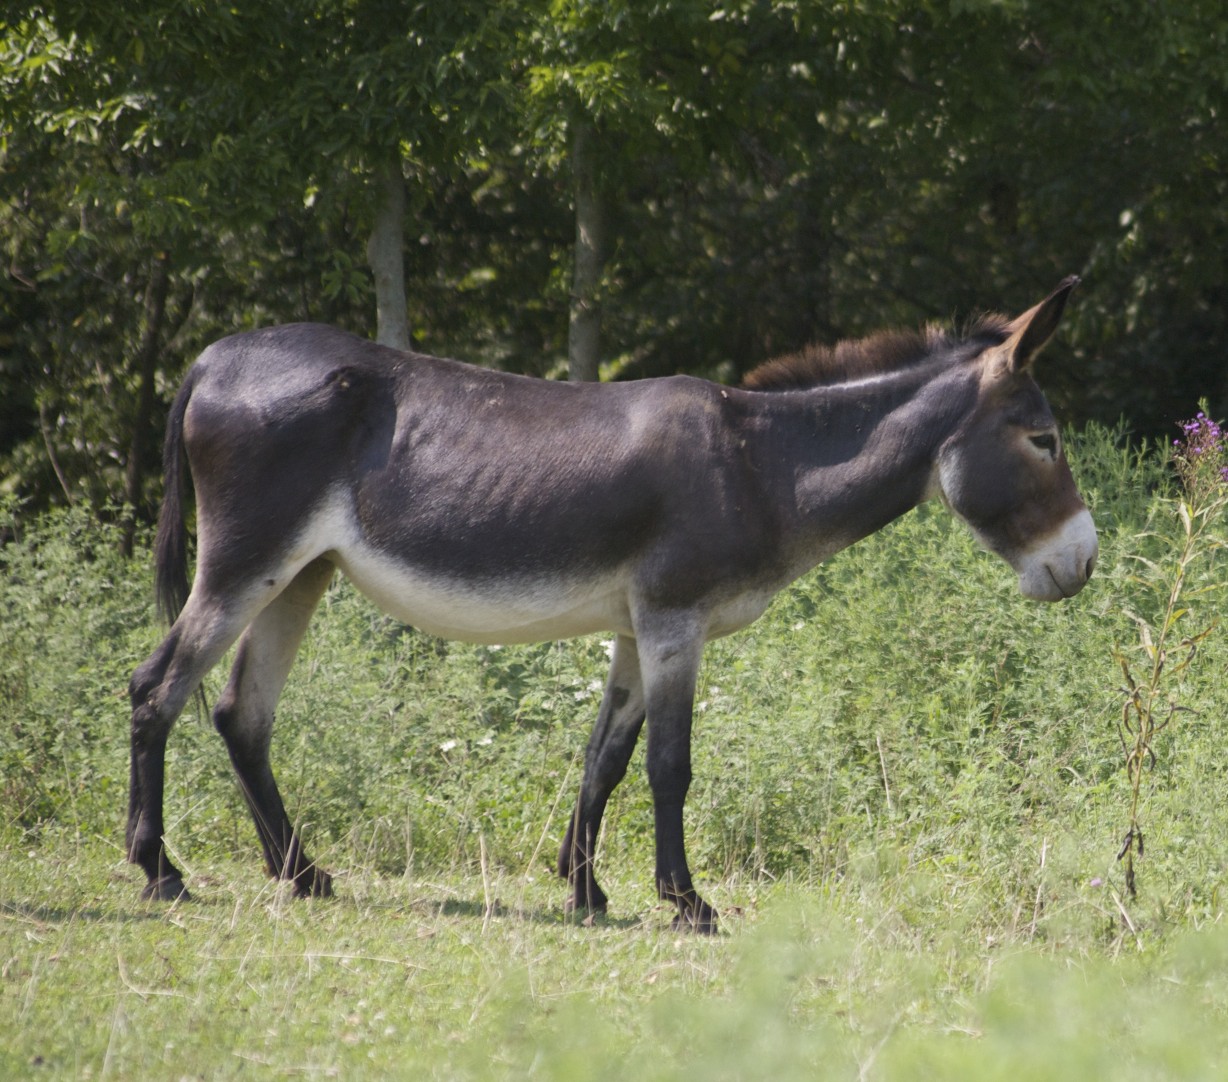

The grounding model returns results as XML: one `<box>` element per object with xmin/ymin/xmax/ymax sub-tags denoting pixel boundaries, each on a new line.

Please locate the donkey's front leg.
<box><xmin>639</xmin><ymin>625</ymin><xmax>716</xmax><ymax>933</ymax></box>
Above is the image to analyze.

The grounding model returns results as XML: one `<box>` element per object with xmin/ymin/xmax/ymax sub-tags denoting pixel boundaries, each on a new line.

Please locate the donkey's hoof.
<box><xmin>563</xmin><ymin>884</ymin><xmax>609</xmax><ymax>919</ymax></box>
<box><xmin>563</xmin><ymin>897</ymin><xmax>609</xmax><ymax>927</ymax></box>
<box><xmin>671</xmin><ymin>901</ymin><xmax>718</xmax><ymax>935</ymax></box>
<box><xmin>293</xmin><ymin>867</ymin><xmax>333</xmax><ymax>899</ymax></box>
<box><xmin>140</xmin><ymin>876</ymin><xmax>190</xmax><ymax>903</ymax></box>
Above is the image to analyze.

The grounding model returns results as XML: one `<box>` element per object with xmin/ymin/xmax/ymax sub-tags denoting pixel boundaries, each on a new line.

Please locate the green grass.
<box><xmin>6</xmin><ymin>838</ymin><xmax>1228</xmax><ymax>1080</ymax></box>
<box><xmin>3</xmin><ymin>422</ymin><xmax>1228</xmax><ymax>1078</ymax></box>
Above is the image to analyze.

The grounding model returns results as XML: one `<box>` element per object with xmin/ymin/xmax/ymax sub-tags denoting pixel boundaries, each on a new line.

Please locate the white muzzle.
<box><xmin>1014</xmin><ymin>508</ymin><xmax>1099</xmax><ymax>601</ymax></box>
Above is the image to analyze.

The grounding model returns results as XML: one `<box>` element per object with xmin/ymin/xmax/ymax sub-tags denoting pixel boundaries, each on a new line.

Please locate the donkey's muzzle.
<box><xmin>1015</xmin><ymin>509</ymin><xmax>1099</xmax><ymax>602</ymax></box>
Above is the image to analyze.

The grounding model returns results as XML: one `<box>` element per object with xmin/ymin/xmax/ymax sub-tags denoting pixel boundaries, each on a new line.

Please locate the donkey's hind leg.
<box><xmin>558</xmin><ymin>634</ymin><xmax>646</xmax><ymax>916</ymax></box>
<box><xmin>128</xmin><ymin>591</ymin><xmax>272</xmax><ymax>901</ymax></box>
<box><xmin>211</xmin><ymin>558</ymin><xmax>336</xmax><ymax>898</ymax></box>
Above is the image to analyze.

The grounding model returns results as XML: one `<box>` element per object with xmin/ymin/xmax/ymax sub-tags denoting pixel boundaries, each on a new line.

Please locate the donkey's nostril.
<box><xmin>1085</xmin><ymin>556</ymin><xmax>1096</xmax><ymax>580</ymax></box>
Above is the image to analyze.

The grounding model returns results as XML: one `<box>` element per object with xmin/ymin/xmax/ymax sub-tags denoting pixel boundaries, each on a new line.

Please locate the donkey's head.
<box><xmin>935</xmin><ymin>277</ymin><xmax>1097</xmax><ymax>601</ymax></box>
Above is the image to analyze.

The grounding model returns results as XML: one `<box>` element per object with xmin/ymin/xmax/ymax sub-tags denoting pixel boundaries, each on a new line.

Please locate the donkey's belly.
<box><xmin>331</xmin><ymin>538</ymin><xmax>633</xmax><ymax>644</ymax></box>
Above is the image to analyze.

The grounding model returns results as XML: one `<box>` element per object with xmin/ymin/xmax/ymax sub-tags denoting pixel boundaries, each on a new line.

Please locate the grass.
<box><xmin>3</xmin><ymin>422</ymin><xmax>1228</xmax><ymax>1078</ymax></box>
<box><xmin>6</xmin><ymin>837</ymin><xmax>1228</xmax><ymax>1080</ymax></box>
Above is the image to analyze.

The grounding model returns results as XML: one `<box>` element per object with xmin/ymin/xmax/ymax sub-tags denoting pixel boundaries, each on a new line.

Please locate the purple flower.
<box><xmin>1174</xmin><ymin>408</ymin><xmax>1228</xmax><ymax>493</ymax></box>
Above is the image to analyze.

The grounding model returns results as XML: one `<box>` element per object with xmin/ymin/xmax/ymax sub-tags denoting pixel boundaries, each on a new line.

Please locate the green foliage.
<box><xmin>0</xmin><ymin>0</ymin><xmax>521</xmax><ymax>511</ymax></box>
<box><xmin>5</xmin><ymin>1</ymin><xmax>1228</xmax><ymax>511</ymax></box>
<box><xmin>0</xmin><ymin>499</ymin><xmax>154</xmax><ymax>830</ymax></box>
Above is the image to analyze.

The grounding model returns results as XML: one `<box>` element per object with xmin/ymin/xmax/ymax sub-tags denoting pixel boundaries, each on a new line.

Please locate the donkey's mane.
<box><xmin>741</xmin><ymin>314</ymin><xmax>1013</xmax><ymax>391</ymax></box>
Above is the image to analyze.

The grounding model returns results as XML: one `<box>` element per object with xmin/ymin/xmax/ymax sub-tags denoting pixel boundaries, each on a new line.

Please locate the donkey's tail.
<box><xmin>153</xmin><ymin>371</ymin><xmax>196</xmax><ymax>625</ymax></box>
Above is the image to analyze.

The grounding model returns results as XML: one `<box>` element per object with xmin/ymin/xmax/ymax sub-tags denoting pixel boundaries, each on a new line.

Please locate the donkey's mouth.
<box><xmin>1018</xmin><ymin>558</ymin><xmax>1092</xmax><ymax>602</ymax></box>
<box><xmin>1016</xmin><ymin>567</ymin><xmax>1072</xmax><ymax>602</ymax></box>
<box><xmin>1047</xmin><ymin>565</ymin><xmax>1076</xmax><ymax>600</ymax></box>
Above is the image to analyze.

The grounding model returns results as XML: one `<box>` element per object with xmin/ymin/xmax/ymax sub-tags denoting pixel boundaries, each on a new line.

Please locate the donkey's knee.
<box><xmin>646</xmin><ymin>746</ymin><xmax>692</xmax><ymax>804</ymax></box>
<box><xmin>589</xmin><ymin>728</ymin><xmax>642</xmax><ymax>794</ymax></box>
<box><xmin>211</xmin><ymin>644</ymin><xmax>276</xmax><ymax>753</ymax></box>
<box><xmin>211</xmin><ymin>688</ymin><xmax>252</xmax><ymax>742</ymax></box>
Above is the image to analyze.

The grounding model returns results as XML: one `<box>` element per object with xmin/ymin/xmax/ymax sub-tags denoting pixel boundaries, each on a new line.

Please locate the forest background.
<box><xmin>3</xmin><ymin>0</ymin><xmax>1228</xmax><ymax>526</ymax></box>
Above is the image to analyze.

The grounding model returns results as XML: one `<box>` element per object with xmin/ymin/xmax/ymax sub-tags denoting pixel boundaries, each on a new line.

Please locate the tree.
<box><xmin>516</xmin><ymin>0</ymin><xmax>792</xmax><ymax>380</ymax></box>
<box><xmin>1</xmin><ymin>13</ymin><xmax>202</xmax><ymax>519</ymax></box>
<box><xmin>5</xmin><ymin>0</ymin><xmax>1228</xmax><ymax>521</ymax></box>
<box><xmin>367</xmin><ymin>156</ymin><xmax>410</xmax><ymax>349</ymax></box>
<box><xmin>1</xmin><ymin>0</ymin><xmax>518</xmax><ymax>513</ymax></box>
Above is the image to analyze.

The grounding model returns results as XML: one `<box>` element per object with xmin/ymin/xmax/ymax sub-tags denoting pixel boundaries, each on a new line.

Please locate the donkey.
<box><xmin>127</xmin><ymin>278</ymin><xmax>1096</xmax><ymax>931</ymax></box>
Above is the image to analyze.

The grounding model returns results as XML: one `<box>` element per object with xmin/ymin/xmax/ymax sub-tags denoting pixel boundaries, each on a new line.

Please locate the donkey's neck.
<box><xmin>741</xmin><ymin>362</ymin><xmax>977</xmax><ymax>573</ymax></box>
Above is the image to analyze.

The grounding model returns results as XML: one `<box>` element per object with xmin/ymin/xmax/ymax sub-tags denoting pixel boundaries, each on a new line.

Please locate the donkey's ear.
<box><xmin>1002</xmin><ymin>276</ymin><xmax>1079</xmax><ymax>372</ymax></box>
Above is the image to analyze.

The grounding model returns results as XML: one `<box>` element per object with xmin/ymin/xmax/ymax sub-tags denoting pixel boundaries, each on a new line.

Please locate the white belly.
<box><xmin>283</xmin><ymin>495</ymin><xmax>627</xmax><ymax>643</ymax></box>
<box><xmin>333</xmin><ymin>539</ymin><xmax>633</xmax><ymax>643</ymax></box>
<box><xmin>292</xmin><ymin>493</ymin><xmax>769</xmax><ymax>646</ymax></box>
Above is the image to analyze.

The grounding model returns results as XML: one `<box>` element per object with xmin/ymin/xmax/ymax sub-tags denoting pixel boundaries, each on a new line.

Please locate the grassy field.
<box><xmin>4</xmin><ymin>423</ymin><xmax>1228</xmax><ymax>1079</ymax></box>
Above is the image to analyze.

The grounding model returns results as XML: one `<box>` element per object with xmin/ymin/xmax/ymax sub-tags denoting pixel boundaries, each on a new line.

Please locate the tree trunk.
<box><xmin>568</xmin><ymin>120</ymin><xmax>608</xmax><ymax>382</ymax></box>
<box><xmin>122</xmin><ymin>250</ymin><xmax>171</xmax><ymax>557</ymax></box>
<box><xmin>366</xmin><ymin>155</ymin><xmax>410</xmax><ymax>352</ymax></box>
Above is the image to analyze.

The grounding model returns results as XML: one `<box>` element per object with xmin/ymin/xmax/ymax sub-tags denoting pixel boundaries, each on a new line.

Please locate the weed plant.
<box><xmin>4</xmin><ymin>424</ymin><xmax>1228</xmax><ymax>1078</ymax></box>
<box><xmin>1114</xmin><ymin>409</ymin><xmax>1228</xmax><ymax>899</ymax></box>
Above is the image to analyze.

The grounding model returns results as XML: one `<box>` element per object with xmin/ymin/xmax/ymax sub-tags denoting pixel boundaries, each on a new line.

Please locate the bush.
<box><xmin>0</xmin><ymin>501</ymin><xmax>153</xmax><ymax>835</ymax></box>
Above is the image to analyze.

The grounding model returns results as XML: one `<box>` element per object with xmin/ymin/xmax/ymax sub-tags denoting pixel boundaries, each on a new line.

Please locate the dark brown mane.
<box><xmin>741</xmin><ymin>314</ymin><xmax>1014</xmax><ymax>391</ymax></box>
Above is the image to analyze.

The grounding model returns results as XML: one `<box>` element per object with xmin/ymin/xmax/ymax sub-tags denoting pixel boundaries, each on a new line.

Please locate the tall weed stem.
<box><xmin>1115</xmin><ymin>409</ymin><xmax>1228</xmax><ymax>898</ymax></box>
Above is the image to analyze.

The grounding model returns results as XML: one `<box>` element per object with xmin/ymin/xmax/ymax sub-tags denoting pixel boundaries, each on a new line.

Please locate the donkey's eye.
<box><xmin>1029</xmin><ymin>433</ymin><xmax>1058</xmax><ymax>456</ymax></box>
